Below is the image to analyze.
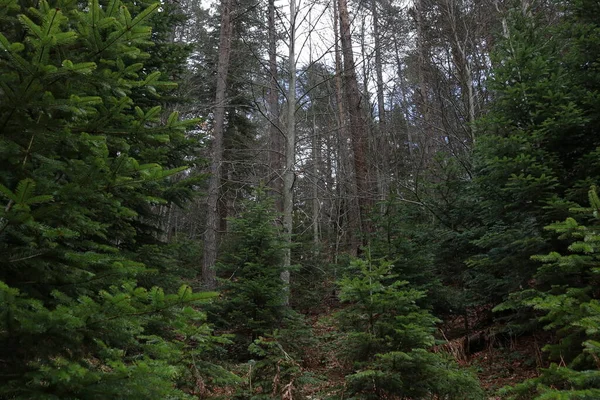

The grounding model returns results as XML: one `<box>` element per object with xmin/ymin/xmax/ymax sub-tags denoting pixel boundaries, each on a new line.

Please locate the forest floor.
<box><xmin>436</xmin><ymin>309</ymin><xmax>545</xmax><ymax>398</ymax></box>
<box><xmin>208</xmin><ymin>302</ymin><xmax>543</xmax><ymax>399</ymax></box>
<box><xmin>295</xmin><ymin>304</ymin><xmax>543</xmax><ymax>400</ymax></box>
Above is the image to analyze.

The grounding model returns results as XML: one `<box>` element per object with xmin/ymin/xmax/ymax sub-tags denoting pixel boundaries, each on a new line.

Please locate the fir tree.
<box><xmin>468</xmin><ymin>0</ymin><xmax>600</xmax><ymax>312</ymax></box>
<box><xmin>502</xmin><ymin>187</ymin><xmax>600</xmax><ymax>399</ymax></box>
<box><xmin>0</xmin><ymin>0</ymin><xmax>234</xmax><ymax>397</ymax></box>
<box><xmin>336</xmin><ymin>258</ymin><xmax>483</xmax><ymax>399</ymax></box>
<box><xmin>211</xmin><ymin>188</ymin><xmax>289</xmax><ymax>353</ymax></box>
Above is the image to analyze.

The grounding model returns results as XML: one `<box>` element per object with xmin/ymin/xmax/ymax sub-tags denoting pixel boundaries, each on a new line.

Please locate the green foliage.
<box><xmin>0</xmin><ymin>0</ymin><xmax>231</xmax><ymax>397</ymax></box>
<box><xmin>336</xmin><ymin>258</ymin><xmax>483</xmax><ymax>399</ymax></box>
<box><xmin>234</xmin><ymin>319</ymin><xmax>320</xmax><ymax>400</ymax></box>
<box><xmin>502</xmin><ymin>186</ymin><xmax>600</xmax><ymax>399</ymax></box>
<box><xmin>0</xmin><ymin>281</ymin><xmax>231</xmax><ymax>399</ymax></box>
<box><xmin>212</xmin><ymin>189</ymin><xmax>289</xmax><ymax>354</ymax></box>
<box><xmin>370</xmin><ymin>187</ymin><xmax>471</xmax><ymax>316</ymax></box>
<box><xmin>466</xmin><ymin>0</ymin><xmax>600</xmax><ymax>313</ymax></box>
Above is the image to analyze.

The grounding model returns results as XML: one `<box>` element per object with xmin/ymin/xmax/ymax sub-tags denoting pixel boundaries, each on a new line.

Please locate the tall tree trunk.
<box><xmin>414</xmin><ymin>0</ymin><xmax>433</xmax><ymax>157</ymax></box>
<box><xmin>282</xmin><ymin>0</ymin><xmax>296</xmax><ymax>303</ymax></box>
<box><xmin>202</xmin><ymin>0</ymin><xmax>233</xmax><ymax>289</ymax></box>
<box><xmin>338</xmin><ymin>0</ymin><xmax>372</xmax><ymax>246</ymax></box>
<box><xmin>394</xmin><ymin>41</ymin><xmax>413</xmax><ymax>157</ymax></box>
<box><xmin>494</xmin><ymin>0</ymin><xmax>509</xmax><ymax>38</ymax></box>
<box><xmin>311</xmin><ymin>114</ymin><xmax>320</xmax><ymax>251</ymax></box>
<box><xmin>333</xmin><ymin>0</ymin><xmax>359</xmax><ymax>256</ymax></box>
<box><xmin>445</xmin><ymin>0</ymin><xmax>476</xmax><ymax>144</ymax></box>
<box><xmin>268</xmin><ymin>0</ymin><xmax>283</xmax><ymax>212</ymax></box>
<box><xmin>372</xmin><ymin>0</ymin><xmax>389</xmax><ymax>203</ymax></box>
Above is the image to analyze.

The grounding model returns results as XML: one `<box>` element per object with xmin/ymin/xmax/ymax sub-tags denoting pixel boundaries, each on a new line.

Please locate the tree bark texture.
<box><xmin>414</xmin><ymin>0</ymin><xmax>434</xmax><ymax>157</ymax></box>
<box><xmin>282</xmin><ymin>0</ymin><xmax>297</xmax><ymax>302</ymax></box>
<box><xmin>338</xmin><ymin>0</ymin><xmax>372</xmax><ymax>244</ymax></box>
<box><xmin>372</xmin><ymin>0</ymin><xmax>390</xmax><ymax>203</ymax></box>
<box><xmin>268</xmin><ymin>0</ymin><xmax>283</xmax><ymax>212</ymax></box>
<box><xmin>202</xmin><ymin>0</ymin><xmax>233</xmax><ymax>289</ymax></box>
<box><xmin>333</xmin><ymin>0</ymin><xmax>359</xmax><ymax>256</ymax></box>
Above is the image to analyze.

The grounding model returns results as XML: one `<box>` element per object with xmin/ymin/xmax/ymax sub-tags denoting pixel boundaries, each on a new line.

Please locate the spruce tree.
<box><xmin>212</xmin><ymin>188</ymin><xmax>288</xmax><ymax>351</ymax></box>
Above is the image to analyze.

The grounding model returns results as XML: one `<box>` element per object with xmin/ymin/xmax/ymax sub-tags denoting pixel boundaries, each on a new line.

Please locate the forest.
<box><xmin>1</xmin><ymin>0</ymin><xmax>600</xmax><ymax>398</ymax></box>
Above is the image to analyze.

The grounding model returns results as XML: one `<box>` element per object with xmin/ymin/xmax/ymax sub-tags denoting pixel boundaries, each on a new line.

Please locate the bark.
<box><xmin>202</xmin><ymin>0</ymin><xmax>233</xmax><ymax>289</ymax></box>
<box><xmin>338</xmin><ymin>0</ymin><xmax>372</xmax><ymax>244</ymax></box>
<box><xmin>333</xmin><ymin>0</ymin><xmax>359</xmax><ymax>256</ymax></box>
<box><xmin>445</xmin><ymin>0</ymin><xmax>476</xmax><ymax>144</ymax></box>
<box><xmin>394</xmin><ymin>42</ymin><xmax>413</xmax><ymax>157</ymax></box>
<box><xmin>282</xmin><ymin>0</ymin><xmax>296</xmax><ymax>303</ymax></box>
<box><xmin>414</xmin><ymin>0</ymin><xmax>434</xmax><ymax>156</ymax></box>
<box><xmin>311</xmin><ymin>114</ymin><xmax>320</xmax><ymax>251</ymax></box>
<box><xmin>372</xmin><ymin>0</ymin><xmax>389</xmax><ymax>203</ymax></box>
<box><xmin>268</xmin><ymin>0</ymin><xmax>283</xmax><ymax>212</ymax></box>
<box><xmin>494</xmin><ymin>0</ymin><xmax>509</xmax><ymax>38</ymax></box>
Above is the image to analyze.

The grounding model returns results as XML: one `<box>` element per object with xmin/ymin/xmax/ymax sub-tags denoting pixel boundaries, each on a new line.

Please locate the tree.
<box><xmin>502</xmin><ymin>187</ymin><xmax>600</xmax><ymax>399</ymax></box>
<box><xmin>0</xmin><ymin>0</ymin><xmax>233</xmax><ymax>397</ymax></box>
<box><xmin>281</xmin><ymin>0</ymin><xmax>298</xmax><ymax>302</ymax></box>
<box><xmin>337</xmin><ymin>0</ymin><xmax>373</xmax><ymax>246</ymax></box>
<box><xmin>203</xmin><ymin>0</ymin><xmax>234</xmax><ymax>289</ymax></box>
<box><xmin>336</xmin><ymin>258</ymin><xmax>483</xmax><ymax>399</ymax></box>
<box><xmin>212</xmin><ymin>188</ymin><xmax>288</xmax><ymax>350</ymax></box>
<box><xmin>267</xmin><ymin>0</ymin><xmax>283</xmax><ymax>214</ymax></box>
<box><xmin>467</xmin><ymin>0</ymin><xmax>600</xmax><ymax>308</ymax></box>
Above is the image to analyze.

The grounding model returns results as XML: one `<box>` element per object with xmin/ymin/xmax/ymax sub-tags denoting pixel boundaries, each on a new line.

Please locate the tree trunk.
<box><xmin>372</xmin><ymin>0</ymin><xmax>389</xmax><ymax>203</ymax></box>
<box><xmin>282</xmin><ymin>0</ymin><xmax>296</xmax><ymax>304</ymax></box>
<box><xmin>202</xmin><ymin>0</ymin><xmax>233</xmax><ymax>289</ymax></box>
<box><xmin>394</xmin><ymin>41</ymin><xmax>413</xmax><ymax>157</ymax></box>
<box><xmin>414</xmin><ymin>0</ymin><xmax>434</xmax><ymax>157</ymax></box>
<box><xmin>338</xmin><ymin>0</ymin><xmax>372</xmax><ymax>246</ymax></box>
<box><xmin>445</xmin><ymin>0</ymin><xmax>476</xmax><ymax>144</ymax></box>
<box><xmin>311</xmin><ymin>114</ymin><xmax>320</xmax><ymax>251</ymax></box>
<box><xmin>333</xmin><ymin>0</ymin><xmax>359</xmax><ymax>256</ymax></box>
<box><xmin>268</xmin><ymin>0</ymin><xmax>283</xmax><ymax>212</ymax></box>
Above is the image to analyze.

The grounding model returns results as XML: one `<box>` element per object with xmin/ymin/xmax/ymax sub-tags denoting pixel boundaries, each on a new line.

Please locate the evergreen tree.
<box><xmin>211</xmin><ymin>189</ymin><xmax>288</xmax><ymax>353</ymax></box>
<box><xmin>468</xmin><ymin>0</ymin><xmax>600</xmax><ymax>311</ymax></box>
<box><xmin>0</xmin><ymin>0</ymin><xmax>233</xmax><ymax>397</ymax></box>
<box><xmin>502</xmin><ymin>187</ymin><xmax>600</xmax><ymax>399</ymax></box>
<box><xmin>336</xmin><ymin>258</ymin><xmax>483</xmax><ymax>399</ymax></box>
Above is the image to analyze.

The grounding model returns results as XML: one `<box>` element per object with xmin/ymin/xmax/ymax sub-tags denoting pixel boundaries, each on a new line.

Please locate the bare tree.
<box><xmin>338</xmin><ymin>0</ymin><xmax>372</xmax><ymax>245</ymax></box>
<box><xmin>268</xmin><ymin>0</ymin><xmax>283</xmax><ymax>212</ymax></box>
<box><xmin>281</xmin><ymin>0</ymin><xmax>298</xmax><ymax>302</ymax></box>
<box><xmin>202</xmin><ymin>0</ymin><xmax>233</xmax><ymax>289</ymax></box>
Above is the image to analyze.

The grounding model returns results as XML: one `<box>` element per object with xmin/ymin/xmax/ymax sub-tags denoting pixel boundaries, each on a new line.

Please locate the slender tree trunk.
<box><xmin>308</xmin><ymin>13</ymin><xmax>320</xmax><ymax>253</ymax></box>
<box><xmin>333</xmin><ymin>0</ymin><xmax>359</xmax><ymax>256</ymax></box>
<box><xmin>282</xmin><ymin>0</ymin><xmax>296</xmax><ymax>303</ymax></box>
<box><xmin>360</xmin><ymin>17</ymin><xmax>371</xmax><ymax>118</ymax></box>
<box><xmin>394</xmin><ymin>41</ymin><xmax>413</xmax><ymax>157</ymax></box>
<box><xmin>414</xmin><ymin>0</ymin><xmax>433</xmax><ymax>157</ymax></box>
<box><xmin>373</xmin><ymin>0</ymin><xmax>385</xmax><ymax>128</ymax></box>
<box><xmin>372</xmin><ymin>0</ymin><xmax>389</xmax><ymax>203</ymax></box>
<box><xmin>202</xmin><ymin>0</ymin><xmax>233</xmax><ymax>289</ymax></box>
<box><xmin>338</xmin><ymin>0</ymin><xmax>372</xmax><ymax>246</ymax></box>
<box><xmin>446</xmin><ymin>0</ymin><xmax>476</xmax><ymax>144</ymax></box>
<box><xmin>311</xmin><ymin>114</ymin><xmax>320</xmax><ymax>251</ymax></box>
<box><xmin>494</xmin><ymin>0</ymin><xmax>509</xmax><ymax>38</ymax></box>
<box><xmin>268</xmin><ymin>0</ymin><xmax>283</xmax><ymax>212</ymax></box>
